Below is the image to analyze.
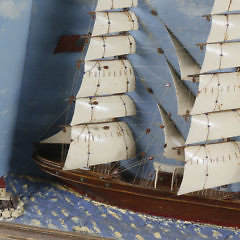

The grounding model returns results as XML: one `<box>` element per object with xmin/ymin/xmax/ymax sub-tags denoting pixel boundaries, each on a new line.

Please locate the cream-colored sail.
<box><xmin>64</xmin><ymin>0</ymin><xmax>138</xmax><ymax>169</ymax></box>
<box><xmin>191</xmin><ymin>72</ymin><xmax>240</xmax><ymax>115</ymax></box>
<box><xmin>92</xmin><ymin>11</ymin><xmax>138</xmax><ymax>37</ymax></box>
<box><xmin>77</xmin><ymin>60</ymin><xmax>135</xmax><ymax>97</ymax></box>
<box><xmin>63</xmin><ymin>122</ymin><xmax>136</xmax><ymax>170</ymax></box>
<box><xmin>85</xmin><ymin>35</ymin><xmax>136</xmax><ymax>61</ymax></box>
<box><xmin>41</xmin><ymin>128</ymin><xmax>71</xmax><ymax>144</ymax></box>
<box><xmin>40</xmin><ymin>0</ymin><xmax>138</xmax><ymax>171</ymax></box>
<box><xmin>212</xmin><ymin>0</ymin><xmax>240</xmax><ymax>14</ymax></box>
<box><xmin>166</xmin><ymin>60</ymin><xmax>194</xmax><ymax>116</ymax></box>
<box><xmin>207</xmin><ymin>15</ymin><xmax>240</xmax><ymax>43</ymax></box>
<box><xmin>180</xmin><ymin>0</ymin><xmax>240</xmax><ymax>195</ymax></box>
<box><xmin>201</xmin><ymin>42</ymin><xmax>240</xmax><ymax>73</ymax></box>
<box><xmin>158</xmin><ymin>105</ymin><xmax>185</xmax><ymax>161</ymax></box>
<box><xmin>95</xmin><ymin>0</ymin><xmax>138</xmax><ymax>12</ymax></box>
<box><xmin>178</xmin><ymin>141</ymin><xmax>240</xmax><ymax>195</ymax></box>
<box><xmin>186</xmin><ymin>110</ymin><xmax>240</xmax><ymax>144</ymax></box>
<box><xmin>71</xmin><ymin>95</ymin><xmax>136</xmax><ymax>125</ymax></box>
<box><xmin>165</xmin><ymin>27</ymin><xmax>200</xmax><ymax>81</ymax></box>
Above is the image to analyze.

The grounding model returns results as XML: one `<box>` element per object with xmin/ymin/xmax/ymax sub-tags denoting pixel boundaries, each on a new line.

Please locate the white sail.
<box><xmin>165</xmin><ymin>27</ymin><xmax>200</xmax><ymax>81</ymax></box>
<box><xmin>180</xmin><ymin>0</ymin><xmax>240</xmax><ymax>195</ymax></box>
<box><xmin>77</xmin><ymin>60</ymin><xmax>135</xmax><ymax>97</ymax></box>
<box><xmin>166</xmin><ymin>61</ymin><xmax>195</xmax><ymax>116</ymax></box>
<box><xmin>201</xmin><ymin>42</ymin><xmax>240</xmax><ymax>73</ymax></box>
<box><xmin>212</xmin><ymin>0</ymin><xmax>240</xmax><ymax>14</ymax></box>
<box><xmin>92</xmin><ymin>11</ymin><xmax>138</xmax><ymax>37</ymax></box>
<box><xmin>85</xmin><ymin>35</ymin><xmax>136</xmax><ymax>61</ymax></box>
<box><xmin>158</xmin><ymin>105</ymin><xmax>185</xmax><ymax>161</ymax></box>
<box><xmin>63</xmin><ymin>122</ymin><xmax>136</xmax><ymax>170</ymax></box>
<box><xmin>71</xmin><ymin>95</ymin><xmax>136</xmax><ymax>125</ymax></box>
<box><xmin>191</xmin><ymin>72</ymin><xmax>240</xmax><ymax>115</ymax></box>
<box><xmin>207</xmin><ymin>14</ymin><xmax>240</xmax><ymax>43</ymax></box>
<box><xmin>178</xmin><ymin>141</ymin><xmax>240</xmax><ymax>195</ymax></box>
<box><xmin>186</xmin><ymin>110</ymin><xmax>240</xmax><ymax>144</ymax></box>
<box><xmin>40</xmin><ymin>0</ymin><xmax>139</xmax><ymax>171</ymax></box>
<box><xmin>95</xmin><ymin>0</ymin><xmax>138</xmax><ymax>12</ymax></box>
<box><xmin>41</xmin><ymin>128</ymin><xmax>71</xmax><ymax>144</ymax></box>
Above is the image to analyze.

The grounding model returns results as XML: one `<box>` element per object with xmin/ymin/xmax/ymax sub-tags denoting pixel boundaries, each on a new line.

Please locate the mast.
<box><xmin>42</xmin><ymin>0</ymin><xmax>139</xmax><ymax>170</ymax></box>
<box><xmin>178</xmin><ymin>1</ymin><xmax>240</xmax><ymax>195</ymax></box>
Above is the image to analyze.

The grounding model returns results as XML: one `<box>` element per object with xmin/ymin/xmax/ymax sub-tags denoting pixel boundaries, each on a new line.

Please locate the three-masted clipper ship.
<box><xmin>34</xmin><ymin>0</ymin><xmax>240</xmax><ymax>228</ymax></box>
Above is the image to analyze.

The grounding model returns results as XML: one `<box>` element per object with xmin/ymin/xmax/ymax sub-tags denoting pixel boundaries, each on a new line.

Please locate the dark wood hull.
<box><xmin>33</xmin><ymin>152</ymin><xmax>240</xmax><ymax>229</ymax></box>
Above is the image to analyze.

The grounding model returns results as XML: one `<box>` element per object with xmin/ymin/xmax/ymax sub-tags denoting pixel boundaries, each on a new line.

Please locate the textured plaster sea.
<box><xmin>3</xmin><ymin>174</ymin><xmax>240</xmax><ymax>240</ymax></box>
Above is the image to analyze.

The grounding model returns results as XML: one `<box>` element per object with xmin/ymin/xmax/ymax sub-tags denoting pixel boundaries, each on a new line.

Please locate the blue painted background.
<box><xmin>0</xmin><ymin>0</ymin><xmax>32</xmax><ymax>175</ymax></box>
<box><xmin>8</xmin><ymin>0</ymin><xmax>95</xmax><ymax>175</ymax></box>
<box><xmin>1</xmin><ymin>0</ymin><xmax>214</xmax><ymax>177</ymax></box>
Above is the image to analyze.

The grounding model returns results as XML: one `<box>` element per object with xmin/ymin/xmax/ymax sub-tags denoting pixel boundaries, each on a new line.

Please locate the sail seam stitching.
<box><xmin>213</xmin><ymin>74</ymin><xmax>220</xmax><ymax>112</ymax></box>
<box><xmin>107</xmin><ymin>12</ymin><xmax>110</xmax><ymax>34</ymax></box>
<box><xmin>224</xmin><ymin>15</ymin><xmax>229</xmax><ymax>42</ymax></box>
<box><xmin>205</xmin><ymin>114</ymin><xmax>210</xmax><ymax>143</ymax></box>
<box><xmin>95</xmin><ymin>61</ymin><xmax>101</xmax><ymax>96</ymax></box>
<box><xmin>102</xmin><ymin>37</ymin><xmax>106</xmax><ymax>58</ymax></box>
<box><xmin>219</xmin><ymin>43</ymin><xmax>223</xmax><ymax>70</ymax></box>
<box><xmin>117</xmin><ymin>122</ymin><xmax>129</xmax><ymax>159</ymax></box>
<box><xmin>121</xmin><ymin>59</ymin><xmax>129</xmax><ymax>92</ymax></box>
<box><xmin>89</xmin><ymin>97</ymin><xmax>94</xmax><ymax>121</ymax></box>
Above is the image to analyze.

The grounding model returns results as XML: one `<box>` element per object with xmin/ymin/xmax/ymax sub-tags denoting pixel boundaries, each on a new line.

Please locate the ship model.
<box><xmin>33</xmin><ymin>0</ymin><xmax>240</xmax><ymax>228</ymax></box>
